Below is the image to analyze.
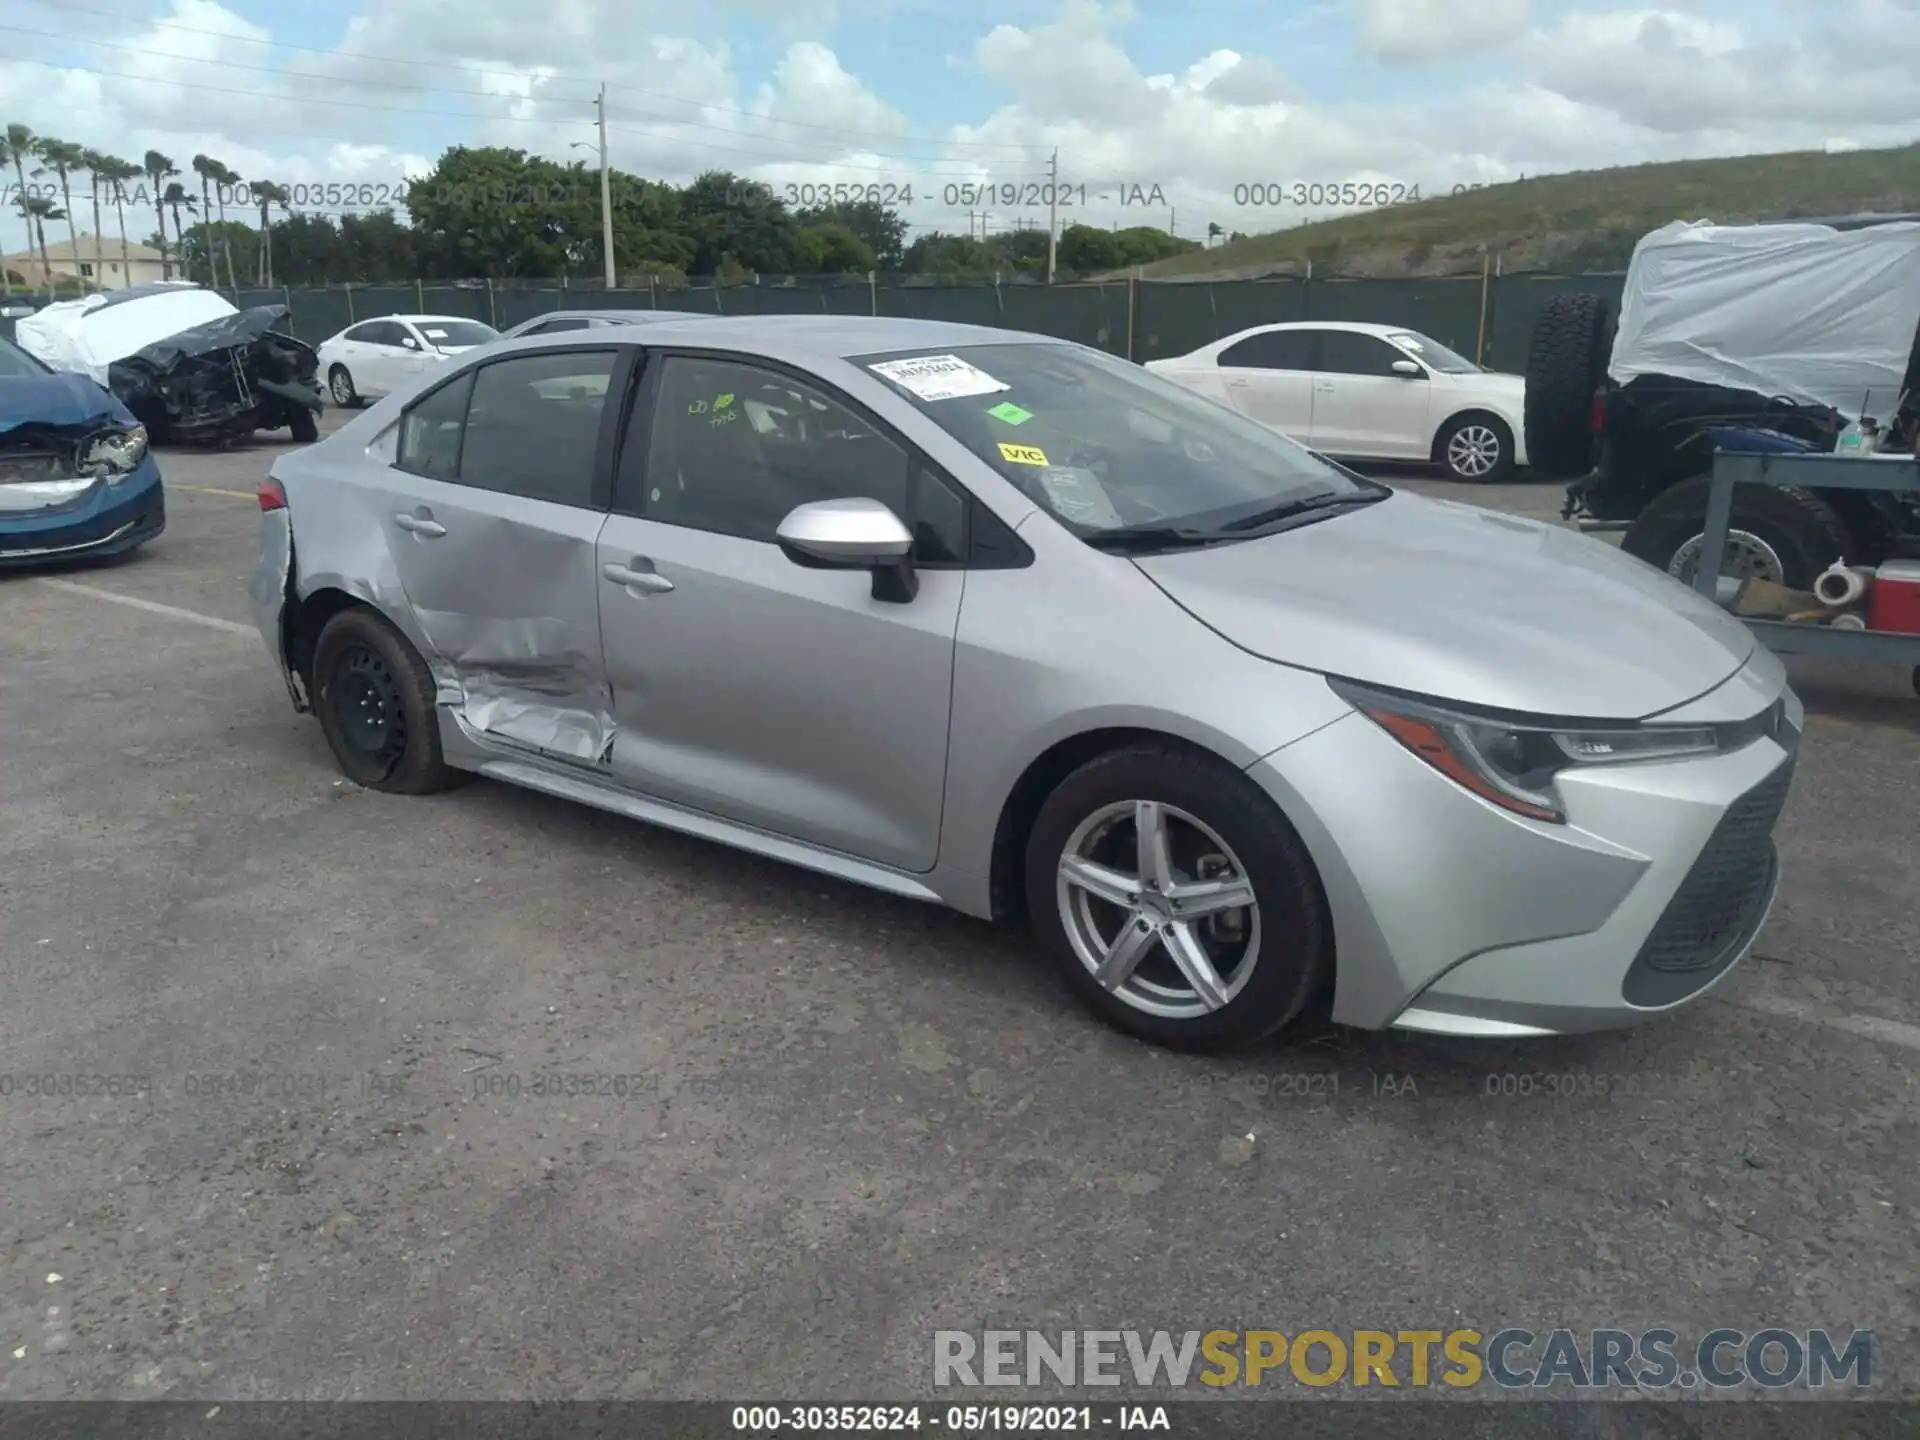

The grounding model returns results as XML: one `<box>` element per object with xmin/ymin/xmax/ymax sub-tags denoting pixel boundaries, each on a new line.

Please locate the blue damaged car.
<box><xmin>0</xmin><ymin>329</ymin><xmax>163</xmax><ymax>568</ymax></box>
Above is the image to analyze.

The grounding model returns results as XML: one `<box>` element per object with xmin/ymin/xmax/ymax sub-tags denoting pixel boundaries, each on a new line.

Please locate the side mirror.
<box><xmin>776</xmin><ymin>497</ymin><xmax>918</xmax><ymax>603</ymax></box>
<box><xmin>1391</xmin><ymin>359</ymin><xmax>1423</xmax><ymax>377</ymax></box>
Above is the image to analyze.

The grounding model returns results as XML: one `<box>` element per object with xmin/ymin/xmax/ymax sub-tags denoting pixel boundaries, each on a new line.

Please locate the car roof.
<box><xmin>1241</xmin><ymin>321</ymin><xmax>1413</xmax><ymax>338</ymax></box>
<box><xmin>378</xmin><ymin>314</ymin><xmax>487</xmax><ymax>325</ymax></box>
<box><xmin>500</xmin><ymin>312</ymin><xmax>1066</xmax><ymax>360</ymax></box>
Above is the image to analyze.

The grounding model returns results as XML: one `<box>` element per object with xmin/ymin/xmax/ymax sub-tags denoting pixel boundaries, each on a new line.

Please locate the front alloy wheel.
<box><xmin>1025</xmin><ymin>743</ymin><xmax>1331</xmax><ymax>1051</ymax></box>
<box><xmin>1057</xmin><ymin>800</ymin><xmax>1260</xmax><ymax>1018</ymax></box>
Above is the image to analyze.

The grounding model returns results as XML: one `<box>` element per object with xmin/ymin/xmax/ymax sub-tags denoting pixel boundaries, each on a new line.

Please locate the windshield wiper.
<box><xmin>1083</xmin><ymin>525</ymin><xmax>1235</xmax><ymax>553</ymax></box>
<box><xmin>1217</xmin><ymin>490</ymin><xmax>1386</xmax><ymax>533</ymax></box>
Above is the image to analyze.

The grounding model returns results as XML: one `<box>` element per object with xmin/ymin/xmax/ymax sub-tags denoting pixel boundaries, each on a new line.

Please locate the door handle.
<box><xmin>1226</xmin><ymin>377</ymin><xmax>1248</xmax><ymax>387</ymax></box>
<box><xmin>1315</xmin><ymin>383</ymin><xmax>1335</xmax><ymax>392</ymax></box>
<box><xmin>394</xmin><ymin>513</ymin><xmax>446</xmax><ymax>537</ymax></box>
<box><xmin>602</xmin><ymin>561</ymin><xmax>674</xmax><ymax>594</ymax></box>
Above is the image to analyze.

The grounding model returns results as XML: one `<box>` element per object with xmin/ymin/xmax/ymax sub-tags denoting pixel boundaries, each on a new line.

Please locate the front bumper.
<box><xmin>0</xmin><ymin>458</ymin><xmax>165</xmax><ymax>568</ymax></box>
<box><xmin>1247</xmin><ymin>663</ymin><xmax>1798</xmax><ymax>1037</ymax></box>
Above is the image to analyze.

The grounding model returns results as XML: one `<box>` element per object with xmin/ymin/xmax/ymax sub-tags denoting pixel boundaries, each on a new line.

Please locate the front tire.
<box><xmin>1024</xmin><ymin>743</ymin><xmax>1331</xmax><ymax>1052</ymax></box>
<box><xmin>1436</xmin><ymin>412</ymin><xmax>1514</xmax><ymax>484</ymax></box>
<box><xmin>289</xmin><ymin>409</ymin><xmax>319</xmax><ymax>443</ymax></box>
<box><xmin>328</xmin><ymin>364</ymin><xmax>359</xmax><ymax>408</ymax></box>
<box><xmin>311</xmin><ymin>607</ymin><xmax>466</xmax><ymax>794</ymax></box>
<box><xmin>1621</xmin><ymin>474</ymin><xmax>1857</xmax><ymax>590</ymax></box>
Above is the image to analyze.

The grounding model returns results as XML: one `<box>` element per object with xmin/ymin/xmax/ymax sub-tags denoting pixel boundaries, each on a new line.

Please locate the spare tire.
<box><xmin>1620</xmin><ymin>473</ymin><xmax>1856</xmax><ymax>592</ymax></box>
<box><xmin>1524</xmin><ymin>292</ymin><xmax>1611</xmax><ymax>479</ymax></box>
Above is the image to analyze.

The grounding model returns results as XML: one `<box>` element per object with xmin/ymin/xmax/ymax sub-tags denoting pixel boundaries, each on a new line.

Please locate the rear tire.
<box><xmin>1024</xmin><ymin>743</ymin><xmax>1331</xmax><ymax>1052</ymax></box>
<box><xmin>311</xmin><ymin>607</ymin><xmax>466</xmax><ymax>795</ymax></box>
<box><xmin>289</xmin><ymin>409</ymin><xmax>319</xmax><ymax>443</ymax></box>
<box><xmin>1620</xmin><ymin>474</ymin><xmax>1857</xmax><ymax>591</ymax></box>
<box><xmin>327</xmin><ymin>365</ymin><xmax>359</xmax><ymax>408</ymax></box>
<box><xmin>1524</xmin><ymin>292</ymin><xmax>1611</xmax><ymax>478</ymax></box>
<box><xmin>1436</xmin><ymin>412</ymin><xmax>1514</xmax><ymax>484</ymax></box>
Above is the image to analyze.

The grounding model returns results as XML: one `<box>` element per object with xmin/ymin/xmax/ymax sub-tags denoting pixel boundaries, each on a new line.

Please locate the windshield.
<box><xmin>856</xmin><ymin>342</ymin><xmax>1380</xmax><ymax>539</ymax></box>
<box><xmin>0</xmin><ymin>334</ymin><xmax>49</xmax><ymax>377</ymax></box>
<box><xmin>418</xmin><ymin>320</ymin><xmax>499</xmax><ymax>348</ymax></box>
<box><xmin>1386</xmin><ymin>331</ymin><xmax>1479</xmax><ymax>374</ymax></box>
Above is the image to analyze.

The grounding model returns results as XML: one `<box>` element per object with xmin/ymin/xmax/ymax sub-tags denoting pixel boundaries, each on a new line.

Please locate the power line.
<box><xmin>21</xmin><ymin>0</ymin><xmax>1042</xmax><ymax>154</ymax></box>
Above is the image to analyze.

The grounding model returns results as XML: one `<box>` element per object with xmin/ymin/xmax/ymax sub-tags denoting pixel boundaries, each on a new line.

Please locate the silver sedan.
<box><xmin>250</xmin><ymin>315</ymin><xmax>1800</xmax><ymax>1050</ymax></box>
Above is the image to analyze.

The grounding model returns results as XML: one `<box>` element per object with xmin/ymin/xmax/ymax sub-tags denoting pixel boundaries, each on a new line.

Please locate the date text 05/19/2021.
<box><xmin>729</xmin><ymin>1405</ymin><xmax>1169</xmax><ymax>1431</ymax></box>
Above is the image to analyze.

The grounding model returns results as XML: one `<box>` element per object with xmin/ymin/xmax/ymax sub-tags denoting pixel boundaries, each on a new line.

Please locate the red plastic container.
<box><xmin>1867</xmin><ymin>559</ymin><xmax>1920</xmax><ymax>634</ymax></box>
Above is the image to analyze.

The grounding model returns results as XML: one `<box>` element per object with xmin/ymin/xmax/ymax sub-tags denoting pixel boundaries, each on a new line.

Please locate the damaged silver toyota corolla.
<box><xmin>251</xmin><ymin>315</ymin><xmax>1802</xmax><ymax>1052</ymax></box>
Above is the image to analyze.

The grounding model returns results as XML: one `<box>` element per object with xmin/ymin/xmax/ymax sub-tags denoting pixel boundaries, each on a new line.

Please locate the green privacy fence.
<box><xmin>5</xmin><ymin>269</ymin><xmax>1631</xmax><ymax>371</ymax></box>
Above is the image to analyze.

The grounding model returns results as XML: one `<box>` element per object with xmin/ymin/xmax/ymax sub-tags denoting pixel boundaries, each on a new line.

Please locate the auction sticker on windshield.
<box><xmin>998</xmin><ymin>442</ymin><xmax>1049</xmax><ymax>465</ymax></box>
<box><xmin>870</xmin><ymin>354</ymin><xmax>1011</xmax><ymax>401</ymax></box>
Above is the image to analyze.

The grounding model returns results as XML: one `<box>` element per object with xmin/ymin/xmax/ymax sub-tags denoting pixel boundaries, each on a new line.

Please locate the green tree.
<box><xmin>794</xmin><ymin>221</ymin><xmax>875</xmax><ymax>275</ymax></box>
<box><xmin>339</xmin><ymin>210</ymin><xmax>416</xmax><ymax>281</ymax></box>
<box><xmin>143</xmin><ymin>150</ymin><xmax>178</xmax><ymax>278</ymax></box>
<box><xmin>902</xmin><ymin>231</ymin><xmax>995</xmax><ymax>279</ymax></box>
<box><xmin>678</xmin><ymin>171</ymin><xmax>805</xmax><ymax>275</ymax></box>
<box><xmin>796</xmin><ymin>199</ymin><xmax>907</xmax><ymax>270</ymax></box>
<box><xmin>20</xmin><ymin>194</ymin><xmax>64</xmax><ymax>289</ymax></box>
<box><xmin>251</xmin><ymin>179</ymin><xmax>291</xmax><ymax>285</ymax></box>
<box><xmin>80</xmin><ymin>148</ymin><xmax>115</xmax><ymax>285</ymax></box>
<box><xmin>1056</xmin><ymin>223</ymin><xmax>1123</xmax><ymax>276</ymax></box>
<box><xmin>162</xmin><ymin>182</ymin><xmax>197</xmax><ymax>278</ymax></box>
<box><xmin>0</xmin><ymin>124</ymin><xmax>37</xmax><ymax>293</ymax></box>
<box><xmin>92</xmin><ymin>155</ymin><xmax>144</xmax><ymax>287</ymax></box>
<box><xmin>405</xmin><ymin>146</ymin><xmax>585</xmax><ymax>278</ymax></box>
<box><xmin>190</xmin><ymin>154</ymin><xmax>222</xmax><ymax>285</ymax></box>
<box><xmin>32</xmin><ymin>138</ymin><xmax>88</xmax><ymax>284</ymax></box>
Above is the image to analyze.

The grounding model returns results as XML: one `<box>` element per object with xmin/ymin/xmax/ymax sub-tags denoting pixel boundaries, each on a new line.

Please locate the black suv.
<box><xmin>1524</xmin><ymin>214</ymin><xmax>1920</xmax><ymax>588</ymax></box>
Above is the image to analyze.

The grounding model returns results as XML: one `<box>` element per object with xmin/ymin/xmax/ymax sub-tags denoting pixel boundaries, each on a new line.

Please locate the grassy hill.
<box><xmin>1134</xmin><ymin>143</ymin><xmax>1920</xmax><ymax>280</ymax></box>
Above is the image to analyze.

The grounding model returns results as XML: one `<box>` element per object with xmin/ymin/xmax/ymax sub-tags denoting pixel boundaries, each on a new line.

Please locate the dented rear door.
<box><xmin>377</xmin><ymin>345</ymin><xmax>630</xmax><ymax>762</ymax></box>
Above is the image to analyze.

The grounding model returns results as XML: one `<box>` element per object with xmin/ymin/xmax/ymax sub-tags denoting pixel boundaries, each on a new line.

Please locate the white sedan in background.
<box><xmin>316</xmin><ymin>314</ymin><xmax>500</xmax><ymax>408</ymax></box>
<box><xmin>1146</xmin><ymin>321</ymin><xmax>1529</xmax><ymax>483</ymax></box>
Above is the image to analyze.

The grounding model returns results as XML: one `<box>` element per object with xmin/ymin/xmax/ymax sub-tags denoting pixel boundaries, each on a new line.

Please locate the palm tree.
<box><xmin>211</xmin><ymin>160</ymin><xmax>244</xmax><ymax>292</ymax></box>
<box><xmin>32</xmin><ymin>138</ymin><xmax>87</xmax><ymax>287</ymax></box>
<box><xmin>3</xmin><ymin>124</ymin><xmax>37</xmax><ymax>290</ymax></box>
<box><xmin>252</xmin><ymin>178</ymin><xmax>290</xmax><ymax>286</ymax></box>
<box><xmin>93</xmin><ymin>155</ymin><xmax>143</xmax><ymax>288</ymax></box>
<box><xmin>190</xmin><ymin>154</ymin><xmax>218</xmax><ymax>285</ymax></box>
<box><xmin>161</xmin><ymin>183</ymin><xmax>197</xmax><ymax>280</ymax></box>
<box><xmin>79</xmin><ymin>148</ymin><xmax>112</xmax><ymax>286</ymax></box>
<box><xmin>143</xmin><ymin>149</ymin><xmax>177</xmax><ymax>278</ymax></box>
<box><xmin>21</xmin><ymin>195</ymin><xmax>65</xmax><ymax>292</ymax></box>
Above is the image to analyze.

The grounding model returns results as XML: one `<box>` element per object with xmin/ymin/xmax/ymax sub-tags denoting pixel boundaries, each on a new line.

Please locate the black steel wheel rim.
<box><xmin>332</xmin><ymin>643</ymin><xmax>406</xmax><ymax>771</ymax></box>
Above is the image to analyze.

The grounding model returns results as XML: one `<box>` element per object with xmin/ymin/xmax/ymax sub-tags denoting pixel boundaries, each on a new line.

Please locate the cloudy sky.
<box><xmin>0</xmin><ymin>0</ymin><xmax>1912</xmax><ymax>258</ymax></box>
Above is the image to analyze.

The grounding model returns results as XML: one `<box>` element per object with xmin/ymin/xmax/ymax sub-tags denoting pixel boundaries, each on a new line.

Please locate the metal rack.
<box><xmin>1693</xmin><ymin>450</ymin><xmax>1920</xmax><ymax>687</ymax></box>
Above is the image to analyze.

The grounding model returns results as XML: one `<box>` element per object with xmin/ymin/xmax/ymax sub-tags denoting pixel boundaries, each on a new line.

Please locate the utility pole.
<box><xmin>596</xmin><ymin>82</ymin><xmax>616</xmax><ymax>288</ymax></box>
<box><xmin>1169</xmin><ymin>206</ymin><xmax>1176</xmax><ymax>237</ymax></box>
<box><xmin>966</xmin><ymin>209</ymin><xmax>976</xmax><ymax>239</ymax></box>
<box><xmin>1046</xmin><ymin>147</ymin><xmax>1058</xmax><ymax>284</ymax></box>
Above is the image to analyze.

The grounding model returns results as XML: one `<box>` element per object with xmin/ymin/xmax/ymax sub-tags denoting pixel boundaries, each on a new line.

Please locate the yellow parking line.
<box><xmin>170</xmin><ymin>483</ymin><xmax>259</xmax><ymax>501</ymax></box>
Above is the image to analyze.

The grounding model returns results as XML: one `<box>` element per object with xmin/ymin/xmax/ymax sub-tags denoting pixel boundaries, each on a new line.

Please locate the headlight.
<box><xmin>1329</xmin><ymin>678</ymin><xmax>1719</xmax><ymax>824</ymax></box>
<box><xmin>78</xmin><ymin>425</ymin><xmax>148</xmax><ymax>477</ymax></box>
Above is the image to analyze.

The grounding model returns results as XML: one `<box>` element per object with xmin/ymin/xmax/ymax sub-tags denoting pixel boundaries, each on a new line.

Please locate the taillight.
<box><xmin>1590</xmin><ymin>388</ymin><xmax>1607</xmax><ymax>435</ymax></box>
<box><xmin>258</xmin><ymin>478</ymin><xmax>287</xmax><ymax>512</ymax></box>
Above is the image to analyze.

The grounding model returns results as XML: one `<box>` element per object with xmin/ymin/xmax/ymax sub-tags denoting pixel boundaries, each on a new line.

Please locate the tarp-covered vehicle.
<box><xmin>14</xmin><ymin>281</ymin><xmax>324</xmax><ymax>446</ymax></box>
<box><xmin>1525</xmin><ymin>217</ymin><xmax>1920</xmax><ymax>588</ymax></box>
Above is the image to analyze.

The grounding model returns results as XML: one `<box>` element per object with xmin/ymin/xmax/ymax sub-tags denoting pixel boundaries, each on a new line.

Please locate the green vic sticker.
<box><xmin>987</xmin><ymin>401</ymin><xmax>1033</xmax><ymax>426</ymax></box>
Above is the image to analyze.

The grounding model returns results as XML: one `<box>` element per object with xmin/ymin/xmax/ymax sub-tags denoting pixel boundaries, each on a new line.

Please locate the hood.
<box><xmin>0</xmin><ymin>372</ymin><xmax>130</xmax><ymax>429</ymax></box>
<box><xmin>1134</xmin><ymin>491</ymin><xmax>1755</xmax><ymax>721</ymax></box>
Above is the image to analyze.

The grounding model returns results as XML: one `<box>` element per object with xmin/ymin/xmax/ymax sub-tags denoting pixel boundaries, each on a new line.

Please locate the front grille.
<box><xmin>1622</xmin><ymin>757</ymin><xmax>1793</xmax><ymax>1008</ymax></box>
